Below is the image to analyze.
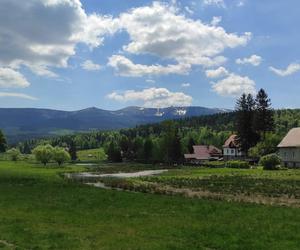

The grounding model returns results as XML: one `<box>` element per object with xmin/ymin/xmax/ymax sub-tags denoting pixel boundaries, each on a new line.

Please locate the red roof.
<box><xmin>223</xmin><ymin>134</ymin><xmax>239</xmax><ymax>148</ymax></box>
<box><xmin>184</xmin><ymin>145</ymin><xmax>222</xmax><ymax>160</ymax></box>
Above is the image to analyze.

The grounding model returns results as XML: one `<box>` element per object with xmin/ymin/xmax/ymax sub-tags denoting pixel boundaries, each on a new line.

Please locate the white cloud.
<box><xmin>77</xmin><ymin>13</ymin><xmax>120</xmax><ymax>49</ymax></box>
<box><xmin>203</xmin><ymin>0</ymin><xmax>226</xmax><ymax>8</ymax></box>
<box><xmin>181</xmin><ymin>83</ymin><xmax>191</xmax><ymax>87</ymax></box>
<box><xmin>0</xmin><ymin>0</ymin><xmax>116</xmax><ymax>77</ymax></box>
<box><xmin>118</xmin><ymin>2</ymin><xmax>250</xmax><ymax>67</ymax></box>
<box><xmin>185</xmin><ymin>6</ymin><xmax>194</xmax><ymax>14</ymax></box>
<box><xmin>146</xmin><ymin>79</ymin><xmax>156</xmax><ymax>83</ymax></box>
<box><xmin>0</xmin><ymin>92</ymin><xmax>37</xmax><ymax>100</ymax></box>
<box><xmin>26</xmin><ymin>64</ymin><xmax>58</xmax><ymax>78</ymax></box>
<box><xmin>237</xmin><ymin>0</ymin><xmax>246</xmax><ymax>7</ymax></box>
<box><xmin>108</xmin><ymin>55</ymin><xmax>191</xmax><ymax>77</ymax></box>
<box><xmin>107</xmin><ymin>87</ymin><xmax>193</xmax><ymax>108</ymax></box>
<box><xmin>205</xmin><ymin>67</ymin><xmax>229</xmax><ymax>78</ymax></box>
<box><xmin>211</xmin><ymin>16</ymin><xmax>222</xmax><ymax>26</ymax></box>
<box><xmin>212</xmin><ymin>73</ymin><xmax>256</xmax><ymax>96</ymax></box>
<box><xmin>81</xmin><ymin>60</ymin><xmax>101</xmax><ymax>71</ymax></box>
<box><xmin>0</xmin><ymin>68</ymin><xmax>30</xmax><ymax>88</ymax></box>
<box><xmin>236</xmin><ymin>55</ymin><xmax>262</xmax><ymax>66</ymax></box>
<box><xmin>269</xmin><ymin>63</ymin><xmax>300</xmax><ymax>77</ymax></box>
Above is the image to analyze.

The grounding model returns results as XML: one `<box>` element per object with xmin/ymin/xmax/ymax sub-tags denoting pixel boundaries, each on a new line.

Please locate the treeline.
<box><xmin>12</xmin><ymin>123</ymin><xmax>230</xmax><ymax>164</ymax></box>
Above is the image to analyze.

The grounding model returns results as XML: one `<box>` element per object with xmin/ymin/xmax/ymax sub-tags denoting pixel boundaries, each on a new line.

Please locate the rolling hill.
<box><xmin>0</xmin><ymin>106</ymin><xmax>230</xmax><ymax>142</ymax></box>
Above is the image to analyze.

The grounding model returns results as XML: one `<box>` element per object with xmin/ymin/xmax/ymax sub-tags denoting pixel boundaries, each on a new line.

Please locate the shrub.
<box><xmin>259</xmin><ymin>154</ymin><xmax>281</xmax><ymax>170</ymax></box>
<box><xmin>33</xmin><ymin>144</ymin><xmax>54</xmax><ymax>166</ymax></box>
<box><xmin>202</xmin><ymin>161</ymin><xmax>225</xmax><ymax>168</ymax></box>
<box><xmin>6</xmin><ymin>148</ymin><xmax>21</xmax><ymax>161</ymax></box>
<box><xmin>225</xmin><ymin>160</ymin><xmax>250</xmax><ymax>169</ymax></box>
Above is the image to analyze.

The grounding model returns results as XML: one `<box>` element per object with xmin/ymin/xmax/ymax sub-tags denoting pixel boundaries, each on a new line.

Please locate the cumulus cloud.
<box><xmin>81</xmin><ymin>60</ymin><xmax>101</xmax><ymax>71</ymax></box>
<box><xmin>269</xmin><ymin>63</ymin><xmax>300</xmax><ymax>77</ymax></box>
<box><xmin>0</xmin><ymin>0</ymin><xmax>115</xmax><ymax>76</ymax></box>
<box><xmin>181</xmin><ymin>83</ymin><xmax>191</xmax><ymax>87</ymax></box>
<box><xmin>0</xmin><ymin>92</ymin><xmax>37</xmax><ymax>100</ymax></box>
<box><xmin>107</xmin><ymin>87</ymin><xmax>193</xmax><ymax>108</ymax></box>
<box><xmin>117</xmin><ymin>2</ymin><xmax>250</xmax><ymax>67</ymax></box>
<box><xmin>203</xmin><ymin>0</ymin><xmax>226</xmax><ymax>8</ymax></box>
<box><xmin>212</xmin><ymin>73</ymin><xmax>256</xmax><ymax>97</ymax></box>
<box><xmin>236</xmin><ymin>55</ymin><xmax>262</xmax><ymax>66</ymax></box>
<box><xmin>108</xmin><ymin>55</ymin><xmax>191</xmax><ymax>77</ymax></box>
<box><xmin>0</xmin><ymin>68</ymin><xmax>30</xmax><ymax>88</ymax></box>
<box><xmin>205</xmin><ymin>67</ymin><xmax>229</xmax><ymax>78</ymax></box>
<box><xmin>1</xmin><ymin>0</ymin><xmax>251</xmax><ymax>80</ymax></box>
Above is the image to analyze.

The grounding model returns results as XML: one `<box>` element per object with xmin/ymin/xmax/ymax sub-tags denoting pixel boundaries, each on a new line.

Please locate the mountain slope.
<box><xmin>0</xmin><ymin>106</ymin><xmax>230</xmax><ymax>142</ymax></box>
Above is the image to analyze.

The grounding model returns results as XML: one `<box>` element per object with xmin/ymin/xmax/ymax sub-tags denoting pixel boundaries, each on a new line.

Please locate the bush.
<box><xmin>202</xmin><ymin>161</ymin><xmax>225</xmax><ymax>168</ymax></box>
<box><xmin>6</xmin><ymin>148</ymin><xmax>21</xmax><ymax>161</ymax></box>
<box><xmin>259</xmin><ymin>154</ymin><xmax>281</xmax><ymax>170</ymax></box>
<box><xmin>225</xmin><ymin>160</ymin><xmax>250</xmax><ymax>169</ymax></box>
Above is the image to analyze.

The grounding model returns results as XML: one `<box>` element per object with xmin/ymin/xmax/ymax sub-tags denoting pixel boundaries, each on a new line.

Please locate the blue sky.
<box><xmin>0</xmin><ymin>0</ymin><xmax>299</xmax><ymax>110</ymax></box>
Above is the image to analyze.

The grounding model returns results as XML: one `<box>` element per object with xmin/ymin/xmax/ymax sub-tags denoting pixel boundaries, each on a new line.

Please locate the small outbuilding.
<box><xmin>278</xmin><ymin>127</ymin><xmax>300</xmax><ymax>168</ymax></box>
<box><xmin>184</xmin><ymin>145</ymin><xmax>222</xmax><ymax>164</ymax></box>
<box><xmin>223</xmin><ymin>134</ymin><xmax>245</xmax><ymax>160</ymax></box>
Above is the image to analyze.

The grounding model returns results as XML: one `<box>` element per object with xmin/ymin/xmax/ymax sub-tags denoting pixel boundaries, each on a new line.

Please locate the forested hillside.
<box><xmin>12</xmin><ymin>109</ymin><xmax>300</xmax><ymax>160</ymax></box>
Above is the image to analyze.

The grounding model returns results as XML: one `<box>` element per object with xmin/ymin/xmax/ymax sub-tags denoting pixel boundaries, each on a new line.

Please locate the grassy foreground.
<box><xmin>0</xmin><ymin>161</ymin><xmax>299</xmax><ymax>249</ymax></box>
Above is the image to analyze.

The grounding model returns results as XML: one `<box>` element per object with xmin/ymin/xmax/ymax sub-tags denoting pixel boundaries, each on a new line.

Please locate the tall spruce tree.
<box><xmin>187</xmin><ymin>137</ymin><xmax>196</xmax><ymax>153</ymax></box>
<box><xmin>68</xmin><ymin>140</ymin><xmax>77</xmax><ymax>161</ymax></box>
<box><xmin>0</xmin><ymin>129</ymin><xmax>7</xmax><ymax>153</ymax></box>
<box><xmin>143</xmin><ymin>138</ymin><xmax>153</xmax><ymax>163</ymax></box>
<box><xmin>235</xmin><ymin>93</ymin><xmax>259</xmax><ymax>154</ymax></box>
<box><xmin>162</xmin><ymin>121</ymin><xmax>182</xmax><ymax>164</ymax></box>
<box><xmin>254</xmin><ymin>89</ymin><xmax>274</xmax><ymax>138</ymax></box>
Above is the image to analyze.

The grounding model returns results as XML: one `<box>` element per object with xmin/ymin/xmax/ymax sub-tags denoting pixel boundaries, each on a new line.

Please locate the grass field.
<box><xmin>77</xmin><ymin>148</ymin><xmax>107</xmax><ymax>162</ymax></box>
<box><xmin>0</xmin><ymin>161</ymin><xmax>299</xmax><ymax>249</ymax></box>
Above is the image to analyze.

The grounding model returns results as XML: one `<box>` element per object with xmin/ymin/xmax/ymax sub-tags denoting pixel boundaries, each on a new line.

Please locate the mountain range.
<box><xmin>0</xmin><ymin>106</ymin><xmax>230</xmax><ymax>143</ymax></box>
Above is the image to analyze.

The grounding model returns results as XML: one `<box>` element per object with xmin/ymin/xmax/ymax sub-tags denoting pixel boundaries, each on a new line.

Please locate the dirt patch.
<box><xmin>0</xmin><ymin>240</ymin><xmax>17</xmax><ymax>249</ymax></box>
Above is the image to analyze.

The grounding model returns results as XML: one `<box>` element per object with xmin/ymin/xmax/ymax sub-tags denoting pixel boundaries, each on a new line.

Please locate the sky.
<box><xmin>0</xmin><ymin>0</ymin><xmax>300</xmax><ymax>111</ymax></box>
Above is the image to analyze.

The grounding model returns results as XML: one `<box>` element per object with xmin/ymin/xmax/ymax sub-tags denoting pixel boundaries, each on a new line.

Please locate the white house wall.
<box><xmin>223</xmin><ymin>147</ymin><xmax>243</xmax><ymax>156</ymax></box>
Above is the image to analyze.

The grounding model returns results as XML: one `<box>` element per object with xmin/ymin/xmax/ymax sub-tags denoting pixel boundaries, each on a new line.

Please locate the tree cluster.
<box><xmin>235</xmin><ymin>89</ymin><xmax>275</xmax><ymax>155</ymax></box>
<box><xmin>33</xmin><ymin>144</ymin><xmax>71</xmax><ymax>166</ymax></box>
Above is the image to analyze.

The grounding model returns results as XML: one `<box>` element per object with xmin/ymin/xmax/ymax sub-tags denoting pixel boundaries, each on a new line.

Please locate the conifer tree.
<box><xmin>143</xmin><ymin>138</ymin><xmax>153</xmax><ymax>163</ymax></box>
<box><xmin>187</xmin><ymin>137</ymin><xmax>196</xmax><ymax>153</ymax></box>
<box><xmin>0</xmin><ymin>129</ymin><xmax>7</xmax><ymax>153</ymax></box>
<box><xmin>235</xmin><ymin>93</ymin><xmax>259</xmax><ymax>154</ymax></box>
<box><xmin>68</xmin><ymin>140</ymin><xmax>77</xmax><ymax>161</ymax></box>
<box><xmin>254</xmin><ymin>89</ymin><xmax>274</xmax><ymax>138</ymax></box>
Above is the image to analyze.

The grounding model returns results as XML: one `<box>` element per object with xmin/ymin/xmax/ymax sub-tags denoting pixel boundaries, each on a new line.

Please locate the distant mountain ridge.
<box><xmin>0</xmin><ymin>106</ymin><xmax>231</xmax><ymax>142</ymax></box>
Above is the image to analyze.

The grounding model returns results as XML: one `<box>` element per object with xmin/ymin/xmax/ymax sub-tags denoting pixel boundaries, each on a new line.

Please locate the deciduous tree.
<box><xmin>53</xmin><ymin>147</ymin><xmax>71</xmax><ymax>166</ymax></box>
<box><xmin>33</xmin><ymin>144</ymin><xmax>54</xmax><ymax>166</ymax></box>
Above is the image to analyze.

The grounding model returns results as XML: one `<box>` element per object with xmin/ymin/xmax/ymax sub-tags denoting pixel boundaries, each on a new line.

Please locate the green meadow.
<box><xmin>0</xmin><ymin>161</ymin><xmax>299</xmax><ymax>249</ymax></box>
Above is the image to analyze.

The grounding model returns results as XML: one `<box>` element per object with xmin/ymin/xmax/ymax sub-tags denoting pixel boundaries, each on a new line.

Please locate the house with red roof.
<box><xmin>223</xmin><ymin>134</ymin><xmax>245</xmax><ymax>160</ymax></box>
<box><xmin>184</xmin><ymin>145</ymin><xmax>222</xmax><ymax>164</ymax></box>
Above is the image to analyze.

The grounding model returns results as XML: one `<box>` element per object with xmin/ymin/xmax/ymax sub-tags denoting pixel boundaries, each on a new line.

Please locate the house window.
<box><xmin>292</xmin><ymin>152</ymin><xmax>295</xmax><ymax>158</ymax></box>
<box><xmin>231</xmin><ymin>149</ymin><xmax>234</xmax><ymax>154</ymax></box>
